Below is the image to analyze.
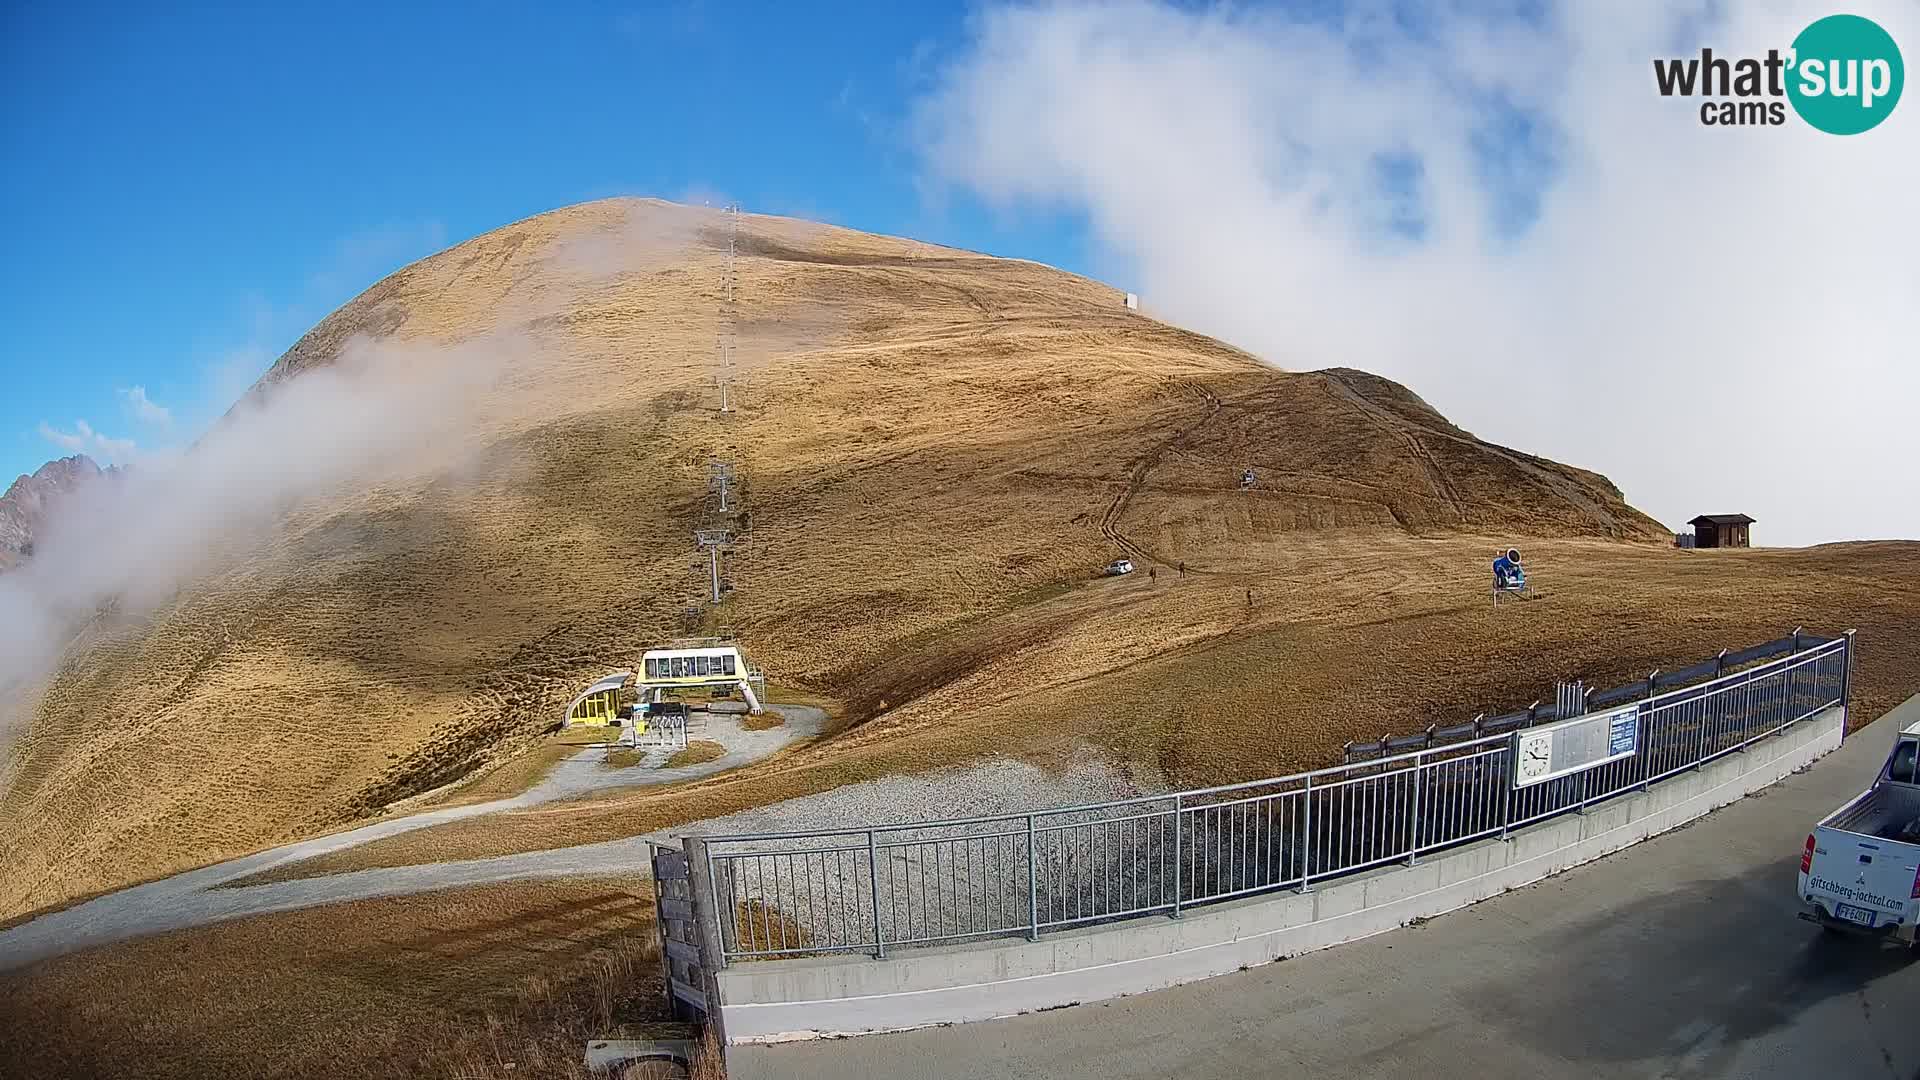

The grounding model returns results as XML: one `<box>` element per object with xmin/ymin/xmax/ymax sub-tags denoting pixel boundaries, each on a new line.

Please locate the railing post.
<box><xmin>682</xmin><ymin>837</ymin><xmax>731</xmax><ymax>1044</ymax></box>
<box><xmin>1500</xmin><ymin>747</ymin><xmax>1514</xmax><ymax>841</ymax></box>
<box><xmin>1170</xmin><ymin>794</ymin><xmax>1184</xmax><ymax>918</ymax></box>
<box><xmin>644</xmin><ymin>842</ymin><xmax>677</xmax><ymax>1015</ymax></box>
<box><xmin>1576</xmin><ymin>683</ymin><xmax>1596</xmax><ymax>807</ymax></box>
<box><xmin>1026</xmin><ymin>813</ymin><xmax>1039</xmax><ymax>941</ymax></box>
<box><xmin>866</xmin><ymin>830</ymin><xmax>886</xmax><ymax>959</ymax></box>
<box><xmin>1639</xmin><ymin>700</ymin><xmax>1653</xmax><ymax>792</ymax></box>
<box><xmin>1841</xmin><ymin>629</ymin><xmax>1856</xmax><ymax>721</ymax></box>
<box><xmin>1298</xmin><ymin>775</ymin><xmax>1315</xmax><ymax>893</ymax></box>
<box><xmin>1779</xmin><ymin>636</ymin><xmax>1798</xmax><ymax>734</ymax></box>
<box><xmin>1407</xmin><ymin>761</ymin><xmax>1423</xmax><ymax>865</ymax></box>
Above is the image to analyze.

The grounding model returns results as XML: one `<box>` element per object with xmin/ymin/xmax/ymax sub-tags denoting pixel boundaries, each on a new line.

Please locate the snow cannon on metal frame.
<box><xmin>1492</xmin><ymin>547</ymin><xmax>1532</xmax><ymax>602</ymax></box>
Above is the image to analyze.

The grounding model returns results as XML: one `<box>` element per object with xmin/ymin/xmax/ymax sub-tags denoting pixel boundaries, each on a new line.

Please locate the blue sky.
<box><xmin>0</xmin><ymin>1</ymin><xmax>1091</xmax><ymax>484</ymax></box>
<box><xmin>6</xmin><ymin>1</ymin><xmax>1914</xmax><ymax>545</ymax></box>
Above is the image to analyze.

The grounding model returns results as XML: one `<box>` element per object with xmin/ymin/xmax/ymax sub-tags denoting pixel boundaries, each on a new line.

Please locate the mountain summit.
<box><xmin>0</xmin><ymin>455</ymin><xmax>115</xmax><ymax>571</ymax></box>
<box><xmin>2</xmin><ymin>199</ymin><xmax>1713</xmax><ymax>917</ymax></box>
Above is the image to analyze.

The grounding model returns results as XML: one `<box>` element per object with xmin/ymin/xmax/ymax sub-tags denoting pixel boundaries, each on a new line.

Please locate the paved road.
<box><xmin>733</xmin><ymin>703</ymin><xmax>1920</xmax><ymax>1080</ymax></box>
<box><xmin>0</xmin><ymin>705</ymin><xmax>826</xmax><ymax>972</ymax></box>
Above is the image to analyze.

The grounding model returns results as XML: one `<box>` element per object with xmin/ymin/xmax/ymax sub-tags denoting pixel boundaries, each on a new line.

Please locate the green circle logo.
<box><xmin>1787</xmin><ymin>14</ymin><xmax>1904</xmax><ymax>134</ymax></box>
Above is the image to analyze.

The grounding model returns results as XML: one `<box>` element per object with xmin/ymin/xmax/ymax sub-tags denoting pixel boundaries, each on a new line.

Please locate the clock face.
<box><xmin>1517</xmin><ymin>732</ymin><xmax>1553</xmax><ymax>781</ymax></box>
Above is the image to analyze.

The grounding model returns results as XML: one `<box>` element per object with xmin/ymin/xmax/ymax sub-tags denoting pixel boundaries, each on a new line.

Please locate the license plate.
<box><xmin>1834</xmin><ymin>903</ymin><xmax>1876</xmax><ymax>927</ymax></box>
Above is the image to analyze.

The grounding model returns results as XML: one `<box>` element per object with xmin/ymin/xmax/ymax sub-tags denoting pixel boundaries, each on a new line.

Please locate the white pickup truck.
<box><xmin>1797</xmin><ymin>716</ymin><xmax>1920</xmax><ymax>947</ymax></box>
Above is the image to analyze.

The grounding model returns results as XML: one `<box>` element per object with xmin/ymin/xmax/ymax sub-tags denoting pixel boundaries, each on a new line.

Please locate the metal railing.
<box><xmin>694</xmin><ymin>634</ymin><xmax>1852</xmax><ymax>963</ymax></box>
<box><xmin>1340</xmin><ymin>628</ymin><xmax>1844</xmax><ymax>763</ymax></box>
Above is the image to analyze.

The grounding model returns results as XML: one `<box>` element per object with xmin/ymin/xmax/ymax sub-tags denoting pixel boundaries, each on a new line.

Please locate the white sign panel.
<box><xmin>1511</xmin><ymin>703</ymin><xmax>1641</xmax><ymax>789</ymax></box>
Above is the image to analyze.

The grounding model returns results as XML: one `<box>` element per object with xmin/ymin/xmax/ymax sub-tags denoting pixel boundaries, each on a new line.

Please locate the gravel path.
<box><xmin>674</xmin><ymin>748</ymin><xmax>1145</xmax><ymax>838</ymax></box>
<box><xmin>0</xmin><ymin>718</ymin><xmax>1144</xmax><ymax>972</ymax></box>
<box><xmin>519</xmin><ymin>706</ymin><xmax>827</xmax><ymax>803</ymax></box>
<box><xmin>682</xmin><ymin>750</ymin><xmax>1161</xmax><ymax>950</ymax></box>
<box><xmin>0</xmin><ymin>705</ymin><xmax>825</xmax><ymax>972</ymax></box>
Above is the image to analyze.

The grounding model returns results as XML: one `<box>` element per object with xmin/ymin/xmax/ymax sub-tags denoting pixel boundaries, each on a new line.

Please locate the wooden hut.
<box><xmin>1688</xmin><ymin>514</ymin><xmax>1754</xmax><ymax>548</ymax></box>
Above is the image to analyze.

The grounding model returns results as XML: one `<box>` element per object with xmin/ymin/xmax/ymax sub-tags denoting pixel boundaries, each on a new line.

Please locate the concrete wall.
<box><xmin>714</xmin><ymin>706</ymin><xmax>1846</xmax><ymax>1045</ymax></box>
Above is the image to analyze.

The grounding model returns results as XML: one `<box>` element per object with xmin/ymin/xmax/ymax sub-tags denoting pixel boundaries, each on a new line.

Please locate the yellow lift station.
<box><xmin>562</xmin><ymin>641</ymin><xmax>766</xmax><ymax>732</ymax></box>
<box><xmin>564</xmin><ymin>671</ymin><xmax>633</xmax><ymax>728</ymax></box>
<box><xmin>639</xmin><ymin>643</ymin><xmax>763</xmax><ymax>713</ymax></box>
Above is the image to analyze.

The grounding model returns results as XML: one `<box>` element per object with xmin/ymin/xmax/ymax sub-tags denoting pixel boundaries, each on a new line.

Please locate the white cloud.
<box><xmin>4</xmin><ymin>331</ymin><xmax>527</xmax><ymax>701</ymax></box>
<box><xmin>117</xmin><ymin>385</ymin><xmax>173</xmax><ymax>428</ymax></box>
<box><xmin>126</xmin><ymin>220</ymin><xmax>451</xmax><ymax>457</ymax></box>
<box><xmin>914</xmin><ymin>0</ymin><xmax>1920</xmax><ymax>546</ymax></box>
<box><xmin>37</xmin><ymin>419</ymin><xmax>136</xmax><ymax>463</ymax></box>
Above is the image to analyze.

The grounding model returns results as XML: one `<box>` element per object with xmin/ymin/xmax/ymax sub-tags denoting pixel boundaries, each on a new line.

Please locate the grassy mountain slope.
<box><xmin>3</xmin><ymin>198</ymin><xmax>1909</xmax><ymax>919</ymax></box>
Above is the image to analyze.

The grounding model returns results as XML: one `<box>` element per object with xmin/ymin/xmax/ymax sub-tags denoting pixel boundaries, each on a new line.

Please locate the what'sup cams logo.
<box><xmin>1654</xmin><ymin>13</ymin><xmax>1904</xmax><ymax>133</ymax></box>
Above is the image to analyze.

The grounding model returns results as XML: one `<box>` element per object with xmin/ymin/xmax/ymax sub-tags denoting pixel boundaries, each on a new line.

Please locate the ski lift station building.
<box><xmin>641</xmin><ymin>643</ymin><xmax>764</xmax><ymax>713</ymax></box>
<box><xmin>564</xmin><ymin>671</ymin><xmax>634</xmax><ymax>728</ymax></box>
<box><xmin>563</xmin><ymin>643</ymin><xmax>766</xmax><ymax>728</ymax></box>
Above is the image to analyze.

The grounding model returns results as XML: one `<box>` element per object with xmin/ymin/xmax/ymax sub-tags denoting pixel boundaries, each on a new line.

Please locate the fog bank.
<box><xmin>915</xmin><ymin>0</ymin><xmax>1919</xmax><ymax>545</ymax></box>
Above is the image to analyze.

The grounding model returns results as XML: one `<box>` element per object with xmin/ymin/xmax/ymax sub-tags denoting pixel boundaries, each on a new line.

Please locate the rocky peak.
<box><xmin>0</xmin><ymin>454</ymin><xmax>111</xmax><ymax>570</ymax></box>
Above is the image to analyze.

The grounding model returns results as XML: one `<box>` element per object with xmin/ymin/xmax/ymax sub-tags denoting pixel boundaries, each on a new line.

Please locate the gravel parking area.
<box><xmin>669</xmin><ymin>748</ymin><xmax>1148</xmax><ymax>840</ymax></box>
<box><xmin>0</xmin><ymin>739</ymin><xmax>1147</xmax><ymax>970</ymax></box>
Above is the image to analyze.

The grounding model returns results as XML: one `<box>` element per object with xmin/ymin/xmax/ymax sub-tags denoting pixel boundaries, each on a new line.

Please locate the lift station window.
<box><xmin>644</xmin><ymin>652</ymin><xmax>741</xmax><ymax>680</ymax></box>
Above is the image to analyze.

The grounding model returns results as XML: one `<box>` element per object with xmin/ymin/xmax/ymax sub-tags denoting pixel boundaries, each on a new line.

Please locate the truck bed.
<box><xmin>1828</xmin><ymin>783</ymin><xmax>1920</xmax><ymax>843</ymax></box>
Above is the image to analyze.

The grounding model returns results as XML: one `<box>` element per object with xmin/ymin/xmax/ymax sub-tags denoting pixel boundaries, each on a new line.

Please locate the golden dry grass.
<box><xmin>445</xmin><ymin>742</ymin><xmax>584</xmax><ymax>801</ymax></box>
<box><xmin>741</xmin><ymin>712</ymin><xmax>786</xmax><ymax>731</ymax></box>
<box><xmin>665</xmin><ymin>740</ymin><xmax>728</xmax><ymax>769</ymax></box>
<box><xmin>730</xmin><ymin>897</ymin><xmax>813</xmax><ymax>956</ymax></box>
<box><xmin>689</xmin><ymin>1026</ymin><xmax>726</xmax><ymax>1080</ymax></box>
<box><xmin>0</xmin><ymin>876</ymin><xmax>669</xmax><ymax>1080</ymax></box>
<box><xmin>2</xmin><ymin>197</ymin><xmax>1914</xmax><ymax>919</ymax></box>
<box><xmin>250</xmin><ymin>539</ymin><xmax>1920</xmax><ymax>884</ymax></box>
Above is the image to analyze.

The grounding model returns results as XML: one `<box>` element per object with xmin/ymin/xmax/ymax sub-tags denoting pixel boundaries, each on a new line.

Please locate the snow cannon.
<box><xmin>1492</xmin><ymin>548</ymin><xmax>1530</xmax><ymax>601</ymax></box>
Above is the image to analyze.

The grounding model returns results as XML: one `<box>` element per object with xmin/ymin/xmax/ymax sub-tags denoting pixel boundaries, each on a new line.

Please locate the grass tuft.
<box><xmin>664</xmin><ymin>741</ymin><xmax>727</xmax><ymax>769</ymax></box>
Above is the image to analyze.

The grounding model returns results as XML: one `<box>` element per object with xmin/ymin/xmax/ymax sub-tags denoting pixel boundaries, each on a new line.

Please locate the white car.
<box><xmin>1105</xmin><ymin>559</ymin><xmax>1135</xmax><ymax>577</ymax></box>
<box><xmin>1798</xmin><ymin>715</ymin><xmax>1920</xmax><ymax>948</ymax></box>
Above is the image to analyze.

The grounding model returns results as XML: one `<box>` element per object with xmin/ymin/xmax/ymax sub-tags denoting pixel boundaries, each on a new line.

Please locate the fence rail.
<box><xmin>1341</xmin><ymin>629</ymin><xmax>1842</xmax><ymax>761</ymax></box>
<box><xmin>695</xmin><ymin>633</ymin><xmax>1852</xmax><ymax>964</ymax></box>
